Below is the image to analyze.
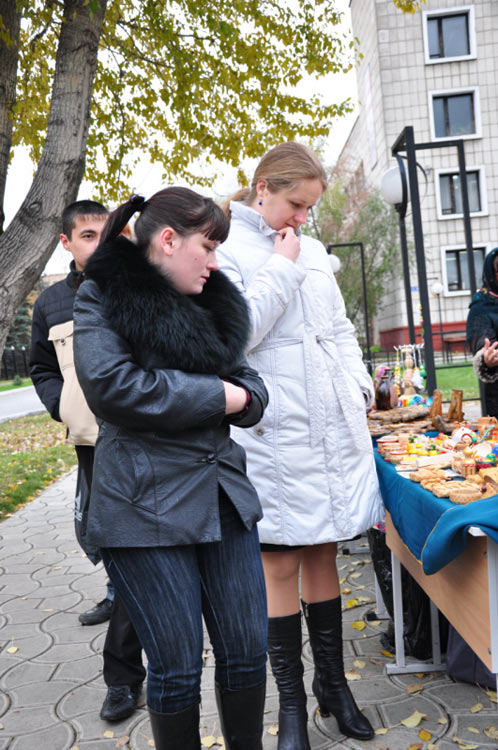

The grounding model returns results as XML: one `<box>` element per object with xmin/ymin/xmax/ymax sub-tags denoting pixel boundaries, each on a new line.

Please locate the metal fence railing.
<box><xmin>1</xmin><ymin>347</ymin><xmax>30</xmax><ymax>380</ymax></box>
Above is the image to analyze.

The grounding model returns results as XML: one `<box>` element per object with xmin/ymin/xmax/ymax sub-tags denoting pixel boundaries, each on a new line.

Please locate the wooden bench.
<box><xmin>442</xmin><ymin>333</ymin><xmax>468</xmax><ymax>362</ymax></box>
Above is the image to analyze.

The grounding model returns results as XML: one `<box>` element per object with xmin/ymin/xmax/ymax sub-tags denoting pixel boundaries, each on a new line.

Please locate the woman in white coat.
<box><xmin>218</xmin><ymin>142</ymin><xmax>384</xmax><ymax>748</ymax></box>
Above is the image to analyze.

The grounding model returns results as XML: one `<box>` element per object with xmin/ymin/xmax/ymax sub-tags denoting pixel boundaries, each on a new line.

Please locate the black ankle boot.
<box><xmin>268</xmin><ymin>613</ymin><xmax>311</xmax><ymax>749</ymax></box>
<box><xmin>148</xmin><ymin>703</ymin><xmax>201</xmax><ymax>749</ymax></box>
<box><xmin>215</xmin><ymin>681</ymin><xmax>266</xmax><ymax>749</ymax></box>
<box><xmin>302</xmin><ymin>597</ymin><xmax>374</xmax><ymax>741</ymax></box>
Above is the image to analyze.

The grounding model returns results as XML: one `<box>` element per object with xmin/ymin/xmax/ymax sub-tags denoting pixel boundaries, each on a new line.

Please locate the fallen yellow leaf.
<box><xmin>103</xmin><ymin>731</ymin><xmax>114</xmax><ymax>739</ymax></box>
<box><xmin>437</xmin><ymin>717</ymin><xmax>448</xmax><ymax>724</ymax></box>
<box><xmin>455</xmin><ymin>744</ymin><xmax>479</xmax><ymax>750</ymax></box>
<box><xmin>339</xmin><ymin>577</ymin><xmax>346</xmax><ymax>584</ymax></box>
<box><xmin>484</xmin><ymin>725</ymin><xmax>498</xmax><ymax>739</ymax></box>
<box><xmin>354</xmin><ymin>584</ymin><xmax>366</xmax><ymax>590</ymax></box>
<box><xmin>485</xmin><ymin>689</ymin><xmax>497</xmax><ymax>703</ymax></box>
<box><xmin>346</xmin><ymin>599</ymin><xmax>359</xmax><ymax>608</ymax></box>
<box><xmin>380</xmin><ymin>649</ymin><xmax>394</xmax><ymax>658</ymax></box>
<box><xmin>201</xmin><ymin>738</ymin><xmax>216</xmax><ymax>748</ymax></box>
<box><xmin>400</xmin><ymin>710</ymin><xmax>427</xmax><ymax>728</ymax></box>
<box><xmin>470</xmin><ymin>702</ymin><xmax>483</xmax><ymax>713</ymax></box>
<box><xmin>351</xmin><ymin>621</ymin><xmax>366</xmax><ymax>631</ymax></box>
<box><xmin>147</xmin><ymin>741</ymin><xmax>155</xmax><ymax>747</ymax></box>
<box><xmin>369</xmin><ymin>619</ymin><xmax>381</xmax><ymax>626</ymax></box>
<box><xmin>6</xmin><ymin>646</ymin><xmax>18</xmax><ymax>654</ymax></box>
<box><xmin>407</xmin><ymin>743</ymin><xmax>423</xmax><ymax>750</ymax></box>
<box><xmin>345</xmin><ymin>669</ymin><xmax>362</xmax><ymax>681</ymax></box>
<box><xmin>428</xmin><ymin>745</ymin><xmax>438</xmax><ymax>750</ymax></box>
<box><xmin>350</xmin><ymin>572</ymin><xmax>362</xmax><ymax>578</ymax></box>
<box><xmin>467</xmin><ymin>727</ymin><xmax>480</xmax><ymax>733</ymax></box>
<box><xmin>216</xmin><ymin>738</ymin><xmax>225</xmax><ymax>748</ymax></box>
<box><xmin>353</xmin><ymin>659</ymin><xmax>366</xmax><ymax>669</ymax></box>
<box><xmin>374</xmin><ymin>727</ymin><xmax>389</xmax><ymax>735</ymax></box>
<box><xmin>419</xmin><ymin>728</ymin><xmax>432</xmax><ymax>741</ymax></box>
<box><xmin>342</xmin><ymin>588</ymin><xmax>352</xmax><ymax>595</ymax></box>
<box><xmin>406</xmin><ymin>682</ymin><xmax>425</xmax><ymax>695</ymax></box>
<box><xmin>267</xmin><ymin>725</ymin><xmax>278</xmax><ymax>736</ymax></box>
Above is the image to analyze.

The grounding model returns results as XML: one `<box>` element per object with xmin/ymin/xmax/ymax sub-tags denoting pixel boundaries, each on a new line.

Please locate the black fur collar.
<box><xmin>83</xmin><ymin>235</ymin><xmax>249</xmax><ymax>374</ymax></box>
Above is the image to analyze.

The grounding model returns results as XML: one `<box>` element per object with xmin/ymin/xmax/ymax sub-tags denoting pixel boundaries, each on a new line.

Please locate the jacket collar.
<box><xmin>229</xmin><ymin>200</ymin><xmax>302</xmax><ymax>238</ymax></box>
<box><xmin>83</xmin><ymin>235</ymin><xmax>250</xmax><ymax>375</ymax></box>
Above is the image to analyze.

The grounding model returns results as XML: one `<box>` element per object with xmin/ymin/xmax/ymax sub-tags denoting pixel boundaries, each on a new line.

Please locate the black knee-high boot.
<box><xmin>268</xmin><ymin>613</ymin><xmax>311</xmax><ymax>749</ymax></box>
<box><xmin>148</xmin><ymin>703</ymin><xmax>201</xmax><ymax>749</ymax></box>
<box><xmin>302</xmin><ymin>597</ymin><xmax>374</xmax><ymax>741</ymax></box>
<box><xmin>215</xmin><ymin>681</ymin><xmax>266</xmax><ymax>749</ymax></box>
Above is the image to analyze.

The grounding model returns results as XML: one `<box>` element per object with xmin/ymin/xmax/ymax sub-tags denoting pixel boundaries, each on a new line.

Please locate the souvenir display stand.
<box><xmin>374</xmin><ymin>448</ymin><xmax>498</xmax><ymax>692</ymax></box>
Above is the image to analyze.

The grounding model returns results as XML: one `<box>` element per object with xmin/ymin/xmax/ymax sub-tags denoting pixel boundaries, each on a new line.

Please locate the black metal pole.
<box><xmin>457</xmin><ymin>140</ymin><xmax>477</xmax><ymax>296</ymax></box>
<box><xmin>398</xmin><ymin>213</ymin><xmax>416</xmax><ymax>344</ymax></box>
<box><xmin>326</xmin><ymin>242</ymin><xmax>373</xmax><ymax>375</ymax></box>
<box><xmin>403</xmin><ymin>126</ymin><xmax>437</xmax><ymax>396</ymax></box>
<box><xmin>357</xmin><ymin>242</ymin><xmax>373</xmax><ymax>375</ymax></box>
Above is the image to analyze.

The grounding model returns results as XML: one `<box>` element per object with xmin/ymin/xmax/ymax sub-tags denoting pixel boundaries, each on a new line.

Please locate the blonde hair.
<box><xmin>226</xmin><ymin>142</ymin><xmax>327</xmax><ymax>213</ymax></box>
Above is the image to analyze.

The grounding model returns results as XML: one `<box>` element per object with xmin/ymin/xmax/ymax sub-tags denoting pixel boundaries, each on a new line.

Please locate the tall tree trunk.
<box><xmin>0</xmin><ymin>0</ymin><xmax>21</xmax><ymax>233</ymax></box>
<box><xmin>0</xmin><ymin>0</ymin><xmax>108</xmax><ymax>359</ymax></box>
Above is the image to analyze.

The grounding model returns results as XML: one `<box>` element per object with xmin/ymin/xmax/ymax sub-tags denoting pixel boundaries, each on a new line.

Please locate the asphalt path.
<box><xmin>0</xmin><ymin>384</ymin><xmax>46</xmax><ymax>423</ymax></box>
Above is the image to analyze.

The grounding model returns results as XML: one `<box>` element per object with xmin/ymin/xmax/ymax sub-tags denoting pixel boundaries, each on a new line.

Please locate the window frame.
<box><xmin>441</xmin><ymin>244</ymin><xmax>489</xmax><ymax>296</ymax></box>
<box><xmin>422</xmin><ymin>5</ymin><xmax>476</xmax><ymax>64</ymax></box>
<box><xmin>428</xmin><ymin>86</ymin><xmax>481</xmax><ymax>141</ymax></box>
<box><xmin>435</xmin><ymin>166</ymin><xmax>488</xmax><ymax>220</ymax></box>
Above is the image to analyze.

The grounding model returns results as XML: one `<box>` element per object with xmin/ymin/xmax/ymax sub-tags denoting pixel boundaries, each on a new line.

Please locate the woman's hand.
<box><xmin>483</xmin><ymin>338</ymin><xmax>498</xmax><ymax>368</ymax></box>
<box><xmin>273</xmin><ymin>227</ymin><xmax>301</xmax><ymax>263</ymax></box>
<box><xmin>223</xmin><ymin>380</ymin><xmax>248</xmax><ymax>414</ymax></box>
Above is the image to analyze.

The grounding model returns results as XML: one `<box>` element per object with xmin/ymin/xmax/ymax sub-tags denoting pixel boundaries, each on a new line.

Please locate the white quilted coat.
<box><xmin>217</xmin><ymin>202</ymin><xmax>384</xmax><ymax>545</ymax></box>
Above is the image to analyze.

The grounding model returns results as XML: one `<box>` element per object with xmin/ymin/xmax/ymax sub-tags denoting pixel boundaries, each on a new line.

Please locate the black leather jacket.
<box><xmin>73</xmin><ymin>236</ymin><xmax>268</xmax><ymax>548</ymax></box>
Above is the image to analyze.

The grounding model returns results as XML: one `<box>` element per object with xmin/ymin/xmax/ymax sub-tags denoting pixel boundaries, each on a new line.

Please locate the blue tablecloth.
<box><xmin>374</xmin><ymin>444</ymin><xmax>498</xmax><ymax>574</ymax></box>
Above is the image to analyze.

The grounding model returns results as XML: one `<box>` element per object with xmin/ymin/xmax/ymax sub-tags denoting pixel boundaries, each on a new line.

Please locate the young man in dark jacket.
<box><xmin>30</xmin><ymin>200</ymin><xmax>146</xmax><ymax>721</ymax></box>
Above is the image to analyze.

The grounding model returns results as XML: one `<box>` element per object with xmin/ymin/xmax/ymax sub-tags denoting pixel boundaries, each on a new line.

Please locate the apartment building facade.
<box><xmin>336</xmin><ymin>0</ymin><xmax>498</xmax><ymax>348</ymax></box>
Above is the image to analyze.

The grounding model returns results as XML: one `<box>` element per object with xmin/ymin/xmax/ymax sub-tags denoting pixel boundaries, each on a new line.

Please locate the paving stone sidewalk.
<box><xmin>1</xmin><ymin>469</ymin><xmax>497</xmax><ymax>750</ymax></box>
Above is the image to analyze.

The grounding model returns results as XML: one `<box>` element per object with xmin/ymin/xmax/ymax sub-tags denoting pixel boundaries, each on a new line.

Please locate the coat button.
<box><xmin>256</xmin><ymin>427</ymin><xmax>264</xmax><ymax>436</ymax></box>
<box><xmin>206</xmin><ymin>453</ymin><xmax>216</xmax><ymax>463</ymax></box>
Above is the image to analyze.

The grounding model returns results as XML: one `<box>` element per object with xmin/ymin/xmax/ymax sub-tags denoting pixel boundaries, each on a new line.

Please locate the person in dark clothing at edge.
<box><xmin>467</xmin><ymin>246</ymin><xmax>498</xmax><ymax>416</ymax></box>
<box><xmin>29</xmin><ymin>200</ymin><xmax>146</xmax><ymax>722</ymax></box>
<box><xmin>72</xmin><ymin>188</ymin><xmax>269</xmax><ymax>750</ymax></box>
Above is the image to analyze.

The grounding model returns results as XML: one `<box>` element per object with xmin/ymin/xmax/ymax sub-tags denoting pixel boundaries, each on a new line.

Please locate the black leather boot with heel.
<box><xmin>215</xmin><ymin>681</ymin><xmax>266</xmax><ymax>749</ymax></box>
<box><xmin>148</xmin><ymin>703</ymin><xmax>201</xmax><ymax>749</ymax></box>
<box><xmin>302</xmin><ymin>597</ymin><xmax>374</xmax><ymax>741</ymax></box>
<box><xmin>268</xmin><ymin>613</ymin><xmax>311</xmax><ymax>749</ymax></box>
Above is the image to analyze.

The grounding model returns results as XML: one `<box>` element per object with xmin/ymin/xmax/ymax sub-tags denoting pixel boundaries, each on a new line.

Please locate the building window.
<box><xmin>429</xmin><ymin>88</ymin><xmax>481</xmax><ymax>140</ymax></box>
<box><xmin>428</xmin><ymin>14</ymin><xmax>469</xmax><ymax>58</ymax></box>
<box><xmin>439</xmin><ymin>171</ymin><xmax>481</xmax><ymax>215</ymax></box>
<box><xmin>445</xmin><ymin>247</ymin><xmax>485</xmax><ymax>292</ymax></box>
<box><xmin>423</xmin><ymin>7</ymin><xmax>476</xmax><ymax>64</ymax></box>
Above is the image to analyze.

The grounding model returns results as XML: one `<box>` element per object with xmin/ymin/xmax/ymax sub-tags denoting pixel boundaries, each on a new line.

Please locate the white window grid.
<box><xmin>434</xmin><ymin>165</ymin><xmax>488</xmax><ymax>221</ymax></box>
<box><xmin>428</xmin><ymin>86</ymin><xmax>482</xmax><ymax>142</ymax></box>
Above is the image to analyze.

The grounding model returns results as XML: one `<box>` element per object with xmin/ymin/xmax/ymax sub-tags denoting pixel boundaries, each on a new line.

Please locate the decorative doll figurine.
<box><xmin>460</xmin><ymin>446</ymin><xmax>476</xmax><ymax>478</ymax></box>
<box><xmin>403</xmin><ymin>352</ymin><xmax>416</xmax><ymax>395</ymax></box>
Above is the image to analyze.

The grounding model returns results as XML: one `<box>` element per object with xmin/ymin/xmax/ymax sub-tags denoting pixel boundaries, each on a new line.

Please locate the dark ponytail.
<box><xmin>100</xmin><ymin>194</ymin><xmax>147</xmax><ymax>244</ymax></box>
<box><xmin>101</xmin><ymin>188</ymin><xmax>229</xmax><ymax>249</ymax></box>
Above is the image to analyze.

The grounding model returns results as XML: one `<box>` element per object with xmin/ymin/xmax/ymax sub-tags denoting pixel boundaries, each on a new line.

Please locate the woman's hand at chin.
<box><xmin>273</xmin><ymin>226</ymin><xmax>301</xmax><ymax>263</ymax></box>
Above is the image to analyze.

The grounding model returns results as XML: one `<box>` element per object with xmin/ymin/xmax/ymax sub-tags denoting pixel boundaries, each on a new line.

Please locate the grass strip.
<box><xmin>0</xmin><ymin>378</ymin><xmax>32</xmax><ymax>392</ymax></box>
<box><xmin>0</xmin><ymin>413</ymin><xmax>76</xmax><ymax>520</ymax></box>
<box><xmin>435</xmin><ymin>363</ymin><xmax>479</xmax><ymax>400</ymax></box>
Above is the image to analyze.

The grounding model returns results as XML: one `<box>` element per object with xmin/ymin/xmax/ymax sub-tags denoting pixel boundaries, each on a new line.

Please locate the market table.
<box><xmin>374</xmin><ymin>443</ymin><xmax>498</xmax><ymax>684</ymax></box>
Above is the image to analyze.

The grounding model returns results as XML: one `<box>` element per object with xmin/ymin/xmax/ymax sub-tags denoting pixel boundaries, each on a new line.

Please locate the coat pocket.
<box><xmin>111</xmin><ymin>440</ymin><xmax>158</xmax><ymax>514</ymax></box>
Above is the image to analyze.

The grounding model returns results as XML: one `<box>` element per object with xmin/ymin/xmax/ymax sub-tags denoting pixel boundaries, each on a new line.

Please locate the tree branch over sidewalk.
<box><xmin>0</xmin><ymin>0</ymin><xmax>419</xmax><ymax>357</ymax></box>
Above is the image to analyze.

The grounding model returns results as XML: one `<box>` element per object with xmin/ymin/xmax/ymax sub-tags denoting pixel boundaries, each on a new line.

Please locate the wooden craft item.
<box><xmin>446</xmin><ymin>389</ymin><xmax>464</xmax><ymax>422</ymax></box>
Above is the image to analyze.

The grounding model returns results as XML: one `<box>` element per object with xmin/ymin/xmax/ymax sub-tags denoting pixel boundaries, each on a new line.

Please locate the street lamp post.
<box><xmin>379</xmin><ymin>156</ymin><xmax>416</xmax><ymax>345</ymax></box>
<box><xmin>326</xmin><ymin>242</ymin><xmax>373</xmax><ymax>375</ymax></box>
